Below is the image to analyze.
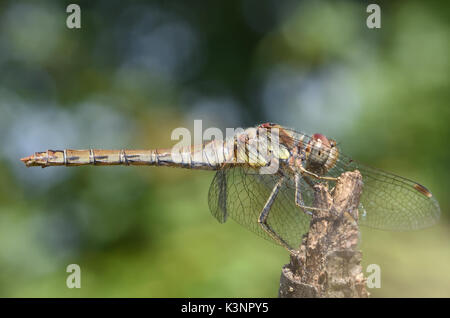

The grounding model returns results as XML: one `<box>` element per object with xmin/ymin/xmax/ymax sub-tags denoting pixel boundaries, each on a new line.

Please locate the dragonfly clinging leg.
<box><xmin>257</xmin><ymin>176</ymin><xmax>296</xmax><ymax>253</ymax></box>
<box><xmin>292</xmin><ymin>172</ymin><xmax>320</xmax><ymax>216</ymax></box>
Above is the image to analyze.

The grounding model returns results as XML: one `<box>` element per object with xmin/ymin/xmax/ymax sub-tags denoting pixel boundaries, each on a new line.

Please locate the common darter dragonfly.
<box><xmin>21</xmin><ymin>123</ymin><xmax>440</xmax><ymax>252</ymax></box>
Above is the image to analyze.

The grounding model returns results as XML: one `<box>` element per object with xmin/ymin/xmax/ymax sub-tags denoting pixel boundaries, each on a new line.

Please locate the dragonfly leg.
<box><xmin>258</xmin><ymin>177</ymin><xmax>295</xmax><ymax>253</ymax></box>
<box><xmin>298</xmin><ymin>166</ymin><xmax>337</xmax><ymax>197</ymax></box>
<box><xmin>294</xmin><ymin>173</ymin><xmax>330</xmax><ymax>214</ymax></box>
<box><xmin>299</xmin><ymin>165</ymin><xmax>338</xmax><ymax>182</ymax></box>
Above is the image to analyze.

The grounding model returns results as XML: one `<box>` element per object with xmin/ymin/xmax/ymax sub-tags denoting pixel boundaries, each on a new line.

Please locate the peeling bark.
<box><xmin>279</xmin><ymin>170</ymin><xmax>369</xmax><ymax>298</ymax></box>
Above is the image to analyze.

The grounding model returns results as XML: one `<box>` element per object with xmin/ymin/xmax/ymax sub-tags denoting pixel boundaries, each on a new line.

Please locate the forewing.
<box><xmin>274</xmin><ymin>127</ymin><xmax>440</xmax><ymax>231</ymax></box>
<box><xmin>208</xmin><ymin>166</ymin><xmax>312</xmax><ymax>248</ymax></box>
<box><xmin>328</xmin><ymin>157</ymin><xmax>441</xmax><ymax>230</ymax></box>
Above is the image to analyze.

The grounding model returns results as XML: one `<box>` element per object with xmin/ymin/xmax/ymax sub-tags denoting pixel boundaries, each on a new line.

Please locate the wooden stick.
<box><xmin>278</xmin><ymin>170</ymin><xmax>369</xmax><ymax>298</ymax></box>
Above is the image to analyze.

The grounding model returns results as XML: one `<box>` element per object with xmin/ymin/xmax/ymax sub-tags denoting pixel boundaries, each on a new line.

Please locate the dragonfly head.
<box><xmin>305</xmin><ymin>133</ymin><xmax>339</xmax><ymax>175</ymax></box>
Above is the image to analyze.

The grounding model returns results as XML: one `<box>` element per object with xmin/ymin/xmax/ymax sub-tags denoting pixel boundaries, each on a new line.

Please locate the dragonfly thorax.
<box><xmin>304</xmin><ymin>133</ymin><xmax>339</xmax><ymax>175</ymax></box>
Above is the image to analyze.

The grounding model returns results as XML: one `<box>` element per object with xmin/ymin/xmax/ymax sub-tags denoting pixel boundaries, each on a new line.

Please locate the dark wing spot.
<box><xmin>413</xmin><ymin>183</ymin><xmax>433</xmax><ymax>198</ymax></box>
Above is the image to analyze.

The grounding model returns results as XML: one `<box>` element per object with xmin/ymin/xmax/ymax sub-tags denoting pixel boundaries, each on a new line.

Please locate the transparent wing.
<box><xmin>279</xmin><ymin>127</ymin><xmax>441</xmax><ymax>230</ymax></box>
<box><xmin>208</xmin><ymin>166</ymin><xmax>313</xmax><ymax>248</ymax></box>
<box><xmin>328</xmin><ymin>156</ymin><xmax>441</xmax><ymax>230</ymax></box>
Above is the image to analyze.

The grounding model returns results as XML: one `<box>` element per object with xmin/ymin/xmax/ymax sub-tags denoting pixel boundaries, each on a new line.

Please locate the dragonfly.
<box><xmin>21</xmin><ymin>122</ymin><xmax>440</xmax><ymax>253</ymax></box>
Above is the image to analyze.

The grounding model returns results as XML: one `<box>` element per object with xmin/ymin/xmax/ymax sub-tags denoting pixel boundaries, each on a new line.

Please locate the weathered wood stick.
<box><xmin>279</xmin><ymin>170</ymin><xmax>369</xmax><ymax>298</ymax></box>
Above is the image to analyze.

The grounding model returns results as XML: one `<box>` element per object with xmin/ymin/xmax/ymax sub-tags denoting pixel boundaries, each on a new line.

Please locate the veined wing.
<box><xmin>329</xmin><ymin>156</ymin><xmax>440</xmax><ymax>230</ymax></box>
<box><xmin>208</xmin><ymin>166</ymin><xmax>313</xmax><ymax>248</ymax></box>
<box><xmin>277</xmin><ymin>126</ymin><xmax>441</xmax><ymax>231</ymax></box>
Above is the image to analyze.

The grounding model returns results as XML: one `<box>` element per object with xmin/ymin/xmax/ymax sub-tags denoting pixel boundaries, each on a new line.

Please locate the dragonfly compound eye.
<box><xmin>305</xmin><ymin>134</ymin><xmax>339</xmax><ymax>175</ymax></box>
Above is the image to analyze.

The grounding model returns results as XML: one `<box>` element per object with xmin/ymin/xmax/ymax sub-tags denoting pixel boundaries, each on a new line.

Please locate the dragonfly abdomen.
<box><xmin>20</xmin><ymin>126</ymin><xmax>290</xmax><ymax>170</ymax></box>
<box><xmin>20</xmin><ymin>138</ymin><xmax>254</xmax><ymax>170</ymax></box>
<box><xmin>21</xmin><ymin>149</ymin><xmax>160</xmax><ymax>167</ymax></box>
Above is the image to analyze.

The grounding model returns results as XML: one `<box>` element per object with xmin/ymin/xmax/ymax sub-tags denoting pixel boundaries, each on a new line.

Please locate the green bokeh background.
<box><xmin>0</xmin><ymin>0</ymin><xmax>449</xmax><ymax>297</ymax></box>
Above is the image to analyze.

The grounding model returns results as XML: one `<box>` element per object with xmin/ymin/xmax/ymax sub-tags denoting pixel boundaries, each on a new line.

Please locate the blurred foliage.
<box><xmin>0</xmin><ymin>0</ymin><xmax>449</xmax><ymax>297</ymax></box>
